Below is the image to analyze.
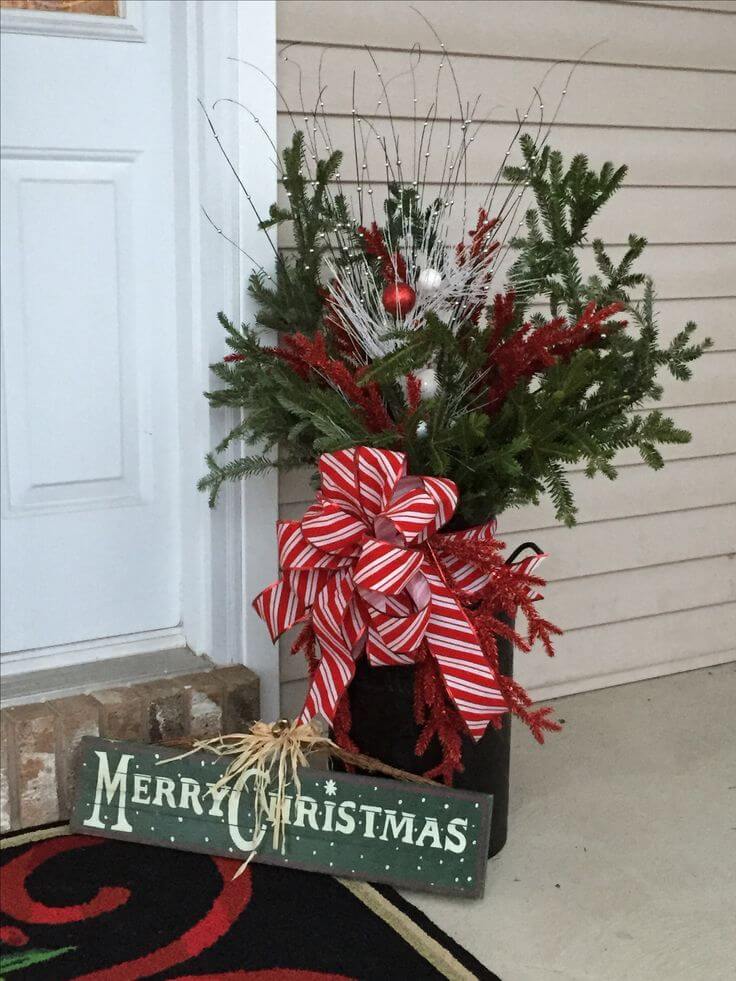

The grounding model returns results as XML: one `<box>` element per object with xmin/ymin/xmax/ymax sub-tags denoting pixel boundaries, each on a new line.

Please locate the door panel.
<box><xmin>1</xmin><ymin>2</ymin><xmax>181</xmax><ymax>652</ymax></box>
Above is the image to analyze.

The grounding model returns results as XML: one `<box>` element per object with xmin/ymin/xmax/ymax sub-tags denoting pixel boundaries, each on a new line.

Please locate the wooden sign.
<box><xmin>70</xmin><ymin>737</ymin><xmax>493</xmax><ymax>898</ymax></box>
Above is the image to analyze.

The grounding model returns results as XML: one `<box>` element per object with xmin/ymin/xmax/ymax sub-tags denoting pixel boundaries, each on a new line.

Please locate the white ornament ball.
<box><xmin>415</xmin><ymin>366</ymin><xmax>439</xmax><ymax>400</ymax></box>
<box><xmin>416</xmin><ymin>420</ymin><xmax>428</xmax><ymax>438</ymax></box>
<box><xmin>417</xmin><ymin>268</ymin><xmax>443</xmax><ymax>293</ymax></box>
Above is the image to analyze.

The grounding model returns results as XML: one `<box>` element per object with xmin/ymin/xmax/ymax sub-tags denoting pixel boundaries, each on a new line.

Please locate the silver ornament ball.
<box><xmin>417</xmin><ymin>268</ymin><xmax>443</xmax><ymax>293</ymax></box>
<box><xmin>416</xmin><ymin>366</ymin><xmax>439</xmax><ymax>399</ymax></box>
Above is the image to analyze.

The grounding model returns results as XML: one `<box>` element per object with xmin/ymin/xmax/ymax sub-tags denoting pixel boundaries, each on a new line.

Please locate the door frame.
<box><xmin>174</xmin><ymin>0</ymin><xmax>280</xmax><ymax>719</ymax></box>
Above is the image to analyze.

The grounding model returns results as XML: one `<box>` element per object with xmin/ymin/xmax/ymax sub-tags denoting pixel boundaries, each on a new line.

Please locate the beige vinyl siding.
<box><xmin>275</xmin><ymin>0</ymin><xmax>736</xmax><ymax>717</ymax></box>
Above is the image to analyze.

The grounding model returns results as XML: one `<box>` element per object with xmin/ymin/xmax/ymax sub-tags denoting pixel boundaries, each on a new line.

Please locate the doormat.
<box><xmin>0</xmin><ymin>825</ymin><xmax>500</xmax><ymax>980</ymax></box>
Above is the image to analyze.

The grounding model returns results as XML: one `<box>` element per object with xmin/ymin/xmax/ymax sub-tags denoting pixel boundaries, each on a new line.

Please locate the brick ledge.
<box><xmin>0</xmin><ymin>665</ymin><xmax>259</xmax><ymax>834</ymax></box>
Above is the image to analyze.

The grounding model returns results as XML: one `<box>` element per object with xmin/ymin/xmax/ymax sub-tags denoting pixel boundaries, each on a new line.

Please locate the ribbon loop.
<box><xmin>253</xmin><ymin>447</ymin><xmax>510</xmax><ymax>742</ymax></box>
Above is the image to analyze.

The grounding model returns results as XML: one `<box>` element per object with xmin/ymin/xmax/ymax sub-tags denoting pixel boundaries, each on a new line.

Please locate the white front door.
<box><xmin>1</xmin><ymin>2</ymin><xmax>181</xmax><ymax>659</ymax></box>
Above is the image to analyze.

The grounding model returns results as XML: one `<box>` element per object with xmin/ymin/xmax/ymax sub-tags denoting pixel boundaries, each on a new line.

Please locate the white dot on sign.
<box><xmin>205</xmin><ymin>837</ymin><xmax>209</xmax><ymax>843</ymax></box>
<box><xmin>313</xmin><ymin>850</ymin><xmax>317</xmax><ymax>855</ymax></box>
<box><xmin>170</xmin><ymin>836</ymin><xmax>175</xmax><ymax>842</ymax></box>
<box><xmin>329</xmin><ymin>862</ymin><xmax>333</xmax><ymax>868</ymax></box>
<box><xmin>385</xmin><ymin>865</ymin><xmax>390</xmax><ymax>870</ymax></box>
<box><xmin>455</xmin><ymin>877</ymin><xmax>460</xmax><ymax>882</ymax></box>
<box><xmin>472</xmin><ymin>840</ymin><xmax>476</xmax><ymax>846</ymax></box>
<box><xmin>421</xmin><ymin>797</ymin><xmax>426</xmax><ymax>803</ymax></box>
<box><xmin>467</xmin><ymin>876</ymin><xmax>473</xmax><ymax>882</ymax></box>
<box><xmin>295</xmin><ymin>835</ymin><xmax>300</xmax><ymax>841</ymax></box>
<box><xmin>178</xmin><ymin>816</ymin><xmax>183</xmax><ymax>822</ymax></box>
<box><xmin>398</xmin><ymin>800</ymin><xmax>402</xmax><ymax>805</ymax></box>
<box><xmin>460</xmin><ymin>857</ymin><xmax>464</xmax><ymax>863</ymax></box>
<box><xmin>330</xmin><ymin>841</ymin><xmax>334</xmax><ymax>847</ymax></box>
<box><xmin>151</xmin><ymin>827</ymin><xmax>155</xmax><ymax>831</ymax></box>
<box><xmin>154</xmin><ymin>754</ymin><xmax>160</xmax><ymax>760</ymax></box>
<box><xmin>474</xmin><ymin>803</ymin><xmax>479</xmax><ymax>808</ymax></box>
<box><xmin>439</xmin><ymin>859</ymin><xmax>443</xmax><ymax>865</ymax></box>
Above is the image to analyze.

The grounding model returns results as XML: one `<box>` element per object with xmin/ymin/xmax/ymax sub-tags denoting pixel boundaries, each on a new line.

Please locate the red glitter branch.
<box><xmin>413</xmin><ymin>652</ymin><xmax>468</xmax><ymax>785</ymax></box>
<box><xmin>291</xmin><ymin>622</ymin><xmax>320</xmax><ymax>676</ymax></box>
<box><xmin>320</xmin><ymin>280</ymin><xmax>365</xmax><ymax>362</ymax></box>
<box><xmin>269</xmin><ymin>332</ymin><xmax>395</xmax><ymax>433</ymax></box>
<box><xmin>405</xmin><ymin>371</ymin><xmax>423</xmax><ymax>410</ymax></box>
<box><xmin>455</xmin><ymin>209</ymin><xmax>501</xmax><ymax>325</ymax></box>
<box><xmin>485</xmin><ymin>294</ymin><xmax>626</xmax><ymax>413</ymax></box>
<box><xmin>358</xmin><ymin>222</ymin><xmax>407</xmax><ymax>283</ymax></box>
<box><xmin>455</xmin><ymin>208</ymin><xmax>500</xmax><ymax>268</ymax></box>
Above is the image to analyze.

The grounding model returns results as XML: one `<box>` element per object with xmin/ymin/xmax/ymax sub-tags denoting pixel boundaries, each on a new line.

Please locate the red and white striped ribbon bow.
<box><xmin>253</xmin><ymin>447</ymin><xmax>535</xmax><ymax>740</ymax></box>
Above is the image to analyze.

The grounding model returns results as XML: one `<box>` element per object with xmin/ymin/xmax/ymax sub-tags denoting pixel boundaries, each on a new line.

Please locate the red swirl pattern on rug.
<box><xmin>0</xmin><ymin>830</ymin><xmax>498</xmax><ymax>979</ymax></box>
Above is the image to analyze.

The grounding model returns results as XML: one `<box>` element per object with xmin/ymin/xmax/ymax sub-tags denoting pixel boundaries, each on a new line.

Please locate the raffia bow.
<box><xmin>254</xmin><ymin>447</ymin><xmax>544</xmax><ymax>741</ymax></box>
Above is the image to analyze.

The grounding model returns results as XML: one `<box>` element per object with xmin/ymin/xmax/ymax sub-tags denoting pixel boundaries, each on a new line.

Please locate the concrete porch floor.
<box><xmin>401</xmin><ymin>663</ymin><xmax>736</xmax><ymax>981</ymax></box>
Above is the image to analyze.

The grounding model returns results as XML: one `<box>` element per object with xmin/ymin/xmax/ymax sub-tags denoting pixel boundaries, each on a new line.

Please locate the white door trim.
<box><xmin>0</xmin><ymin>0</ymin><xmax>146</xmax><ymax>43</ymax></box>
<box><xmin>174</xmin><ymin>0</ymin><xmax>280</xmax><ymax>718</ymax></box>
<box><xmin>1</xmin><ymin>628</ymin><xmax>187</xmax><ymax>676</ymax></box>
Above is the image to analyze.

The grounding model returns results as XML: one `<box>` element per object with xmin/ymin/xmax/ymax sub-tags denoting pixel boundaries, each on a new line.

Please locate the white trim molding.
<box><xmin>1</xmin><ymin>627</ymin><xmax>186</xmax><ymax>676</ymax></box>
<box><xmin>172</xmin><ymin>0</ymin><xmax>280</xmax><ymax>718</ymax></box>
<box><xmin>0</xmin><ymin>0</ymin><xmax>145</xmax><ymax>43</ymax></box>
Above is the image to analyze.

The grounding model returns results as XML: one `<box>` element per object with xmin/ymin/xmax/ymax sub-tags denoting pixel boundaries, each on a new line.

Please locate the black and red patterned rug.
<box><xmin>0</xmin><ymin>826</ymin><xmax>499</xmax><ymax>980</ymax></box>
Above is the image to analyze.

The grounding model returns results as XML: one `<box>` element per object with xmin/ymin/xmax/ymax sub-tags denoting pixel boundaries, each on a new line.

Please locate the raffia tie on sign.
<box><xmin>159</xmin><ymin>719</ymin><xmax>436</xmax><ymax>877</ymax></box>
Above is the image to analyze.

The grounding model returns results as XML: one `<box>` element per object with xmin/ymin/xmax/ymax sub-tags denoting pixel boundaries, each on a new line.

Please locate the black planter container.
<box><xmin>338</xmin><ymin>622</ymin><xmax>514</xmax><ymax>858</ymax></box>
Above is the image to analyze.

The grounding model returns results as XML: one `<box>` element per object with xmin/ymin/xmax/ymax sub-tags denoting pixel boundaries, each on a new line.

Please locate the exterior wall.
<box><xmin>275</xmin><ymin>0</ymin><xmax>736</xmax><ymax>715</ymax></box>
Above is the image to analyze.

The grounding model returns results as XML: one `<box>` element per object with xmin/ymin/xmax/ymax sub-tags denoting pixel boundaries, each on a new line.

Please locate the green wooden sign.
<box><xmin>70</xmin><ymin>737</ymin><xmax>492</xmax><ymax>898</ymax></box>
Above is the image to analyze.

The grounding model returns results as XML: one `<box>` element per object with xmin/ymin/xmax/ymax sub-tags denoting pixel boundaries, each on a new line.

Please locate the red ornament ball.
<box><xmin>382</xmin><ymin>282</ymin><xmax>416</xmax><ymax>318</ymax></box>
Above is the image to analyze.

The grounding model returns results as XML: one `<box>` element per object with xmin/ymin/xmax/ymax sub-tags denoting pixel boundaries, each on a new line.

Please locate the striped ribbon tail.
<box><xmin>422</xmin><ymin>559</ymin><xmax>508</xmax><ymax>740</ymax></box>
<box><xmin>299</xmin><ymin>570</ymin><xmax>358</xmax><ymax>726</ymax></box>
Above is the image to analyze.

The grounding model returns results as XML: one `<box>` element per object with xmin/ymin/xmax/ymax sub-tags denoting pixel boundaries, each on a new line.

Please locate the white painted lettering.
<box><xmin>359</xmin><ymin>804</ymin><xmax>383</xmax><ymax>838</ymax></box>
<box><xmin>415</xmin><ymin>816</ymin><xmax>443</xmax><ymax>849</ymax></box>
<box><xmin>83</xmin><ymin>751</ymin><xmax>133</xmax><ymax>833</ymax></box>
<box><xmin>335</xmin><ymin>800</ymin><xmax>356</xmax><ymax>834</ymax></box>
<box><xmin>131</xmin><ymin>773</ymin><xmax>151</xmax><ymax>806</ymax></box>
<box><xmin>379</xmin><ymin>809</ymin><xmax>415</xmax><ymax>844</ymax></box>
<box><xmin>152</xmin><ymin>776</ymin><xmax>177</xmax><ymax>809</ymax></box>
<box><xmin>179</xmin><ymin>777</ymin><xmax>203</xmax><ymax>815</ymax></box>
<box><xmin>444</xmin><ymin>817</ymin><xmax>468</xmax><ymax>853</ymax></box>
